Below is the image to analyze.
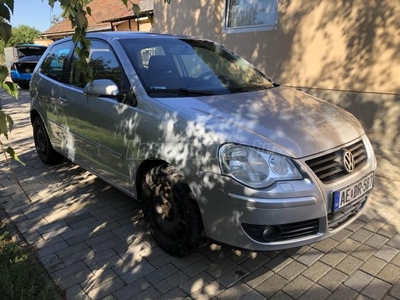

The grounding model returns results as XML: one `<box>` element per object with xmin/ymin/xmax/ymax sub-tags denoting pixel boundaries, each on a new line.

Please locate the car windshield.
<box><xmin>119</xmin><ymin>37</ymin><xmax>274</xmax><ymax>97</ymax></box>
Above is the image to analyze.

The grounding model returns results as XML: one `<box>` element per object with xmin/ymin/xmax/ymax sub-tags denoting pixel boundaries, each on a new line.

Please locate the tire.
<box><xmin>142</xmin><ymin>165</ymin><xmax>204</xmax><ymax>256</ymax></box>
<box><xmin>33</xmin><ymin>117</ymin><xmax>63</xmax><ymax>165</ymax></box>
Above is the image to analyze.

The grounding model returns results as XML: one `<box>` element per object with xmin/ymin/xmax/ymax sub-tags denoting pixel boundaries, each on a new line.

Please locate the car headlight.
<box><xmin>219</xmin><ymin>144</ymin><xmax>302</xmax><ymax>188</ymax></box>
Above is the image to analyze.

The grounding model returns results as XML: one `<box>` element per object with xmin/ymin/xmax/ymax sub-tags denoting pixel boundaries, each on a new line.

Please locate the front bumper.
<box><xmin>188</xmin><ymin>136</ymin><xmax>377</xmax><ymax>251</ymax></box>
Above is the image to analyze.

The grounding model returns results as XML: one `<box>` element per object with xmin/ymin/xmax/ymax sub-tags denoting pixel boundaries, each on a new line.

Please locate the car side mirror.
<box><xmin>84</xmin><ymin>79</ymin><xmax>119</xmax><ymax>97</ymax></box>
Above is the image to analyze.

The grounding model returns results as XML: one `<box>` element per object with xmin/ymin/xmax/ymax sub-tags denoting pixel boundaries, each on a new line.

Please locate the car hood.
<box><xmin>154</xmin><ymin>87</ymin><xmax>365</xmax><ymax>158</ymax></box>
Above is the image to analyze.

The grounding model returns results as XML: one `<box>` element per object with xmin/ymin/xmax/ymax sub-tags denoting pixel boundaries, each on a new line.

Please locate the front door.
<box><xmin>61</xmin><ymin>40</ymin><xmax>136</xmax><ymax>191</ymax></box>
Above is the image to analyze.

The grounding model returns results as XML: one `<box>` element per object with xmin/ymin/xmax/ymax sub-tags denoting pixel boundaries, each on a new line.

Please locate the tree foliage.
<box><xmin>0</xmin><ymin>0</ymin><xmax>172</xmax><ymax>160</ymax></box>
<box><xmin>6</xmin><ymin>25</ymin><xmax>42</xmax><ymax>47</ymax></box>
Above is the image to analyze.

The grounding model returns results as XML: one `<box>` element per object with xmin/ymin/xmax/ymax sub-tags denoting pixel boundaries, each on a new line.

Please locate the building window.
<box><xmin>224</xmin><ymin>0</ymin><xmax>278</xmax><ymax>33</ymax></box>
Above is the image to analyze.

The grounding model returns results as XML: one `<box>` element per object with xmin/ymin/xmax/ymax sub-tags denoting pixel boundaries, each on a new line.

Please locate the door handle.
<box><xmin>59</xmin><ymin>96</ymin><xmax>68</xmax><ymax>107</ymax></box>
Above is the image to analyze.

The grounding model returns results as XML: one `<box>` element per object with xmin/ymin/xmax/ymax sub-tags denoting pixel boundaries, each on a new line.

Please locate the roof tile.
<box><xmin>43</xmin><ymin>0</ymin><xmax>141</xmax><ymax>35</ymax></box>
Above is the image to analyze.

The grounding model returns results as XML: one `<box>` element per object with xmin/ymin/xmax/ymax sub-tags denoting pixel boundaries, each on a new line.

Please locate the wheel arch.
<box><xmin>135</xmin><ymin>159</ymin><xmax>169</xmax><ymax>202</ymax></box>
<box><xmin>135</xmin><ymin>159</ymin><xmax>204</xmax><ymax>218</ymax></box>
<box><xmin>30</xmin><ymin>109</ymin><xmax>41</xmax><ymax>125</ymax></box>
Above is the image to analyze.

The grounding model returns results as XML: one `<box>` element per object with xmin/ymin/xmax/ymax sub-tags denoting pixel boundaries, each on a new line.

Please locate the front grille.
<box><xmin>306</xmin><ymin>140</ymin><xmax>367</xmax><ymax>183</ymax></box>
<box><xmin>328</xmin><ymin>195</ymin><xmax>367</xmax><ymax>230</ymax></box>
<box><xmin>242</xmin><ymin>219</ymin><xmax>319</xmax><ymax>243</ymax></box>
<box><xmin>279</xmin><ymin>219</ymin><xmax>320</xmax><ymax>240</ymax></box>
<box><xmin>16</xmin><ymin>62</ymin><xmax>37</xmax><ymax>73</ymax></box>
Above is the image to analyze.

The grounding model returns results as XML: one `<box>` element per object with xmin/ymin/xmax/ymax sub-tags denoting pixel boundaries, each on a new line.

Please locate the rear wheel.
<box><xmin>33</xmin><ymin>117</ymin><xmax>63</xmax><ymax>165</ymax></box>
<box><xmin>142</xmin><ymin>165</ymin><xmax>204</xmax><ymax>256</ymax></box>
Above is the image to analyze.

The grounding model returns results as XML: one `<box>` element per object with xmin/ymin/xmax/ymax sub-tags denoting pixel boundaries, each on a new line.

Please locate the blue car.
<box><xmin>10</xmin><ymin>44</ymin><xmax>47</xmax><ymax>89</ymax></box>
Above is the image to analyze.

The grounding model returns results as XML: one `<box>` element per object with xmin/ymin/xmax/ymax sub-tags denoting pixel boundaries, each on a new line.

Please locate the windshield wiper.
<box><xmin>146</xmin><ymin>88</ymin><xmax>216</xmax><ymax>96</ymax></box>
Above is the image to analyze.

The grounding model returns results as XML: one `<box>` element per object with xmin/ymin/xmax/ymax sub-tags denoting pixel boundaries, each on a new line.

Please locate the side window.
<box><xmin>70</xmin><ymin>41</ymin><xmax>125</xmax><ymax>90</ymax></box>
<box><xmin>40</xmin><ymin>41</ymin><xmax>72</xmax><ymax>82</ymax></box>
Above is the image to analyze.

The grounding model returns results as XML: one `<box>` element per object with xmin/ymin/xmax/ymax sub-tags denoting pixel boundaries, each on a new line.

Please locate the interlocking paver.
<box><xmin>240</xmin><ymin>289</ymin><xmax>266</xmax><ymax>300</ymax></box>
<box><xmin>313</xmin><ymin>238</ymin><xmax>339</xmax><ymax>253</ymax></box>
<box><xmin>145</xmin><ymin>263</ymin><xmax>179</xmax><ymax>285</ymax></box>
<box><xmin>157</xmin><ymin>287</ymin><xmax>188</xmax><ymax>300</ymax></box>
<box><xmin>2</xmin><ymin>90</ymin><xmax>400</xmax><ymax>300</ymax></box>
<box><xmin>351</xmin><ymin>229</ymin><xmax>375</xmax><ymax>243</ymax></box>
<box><xmin>365</xmin><ymin>234</ymin><xmax>390</xmax><ymax>249</ymax></box>
<box><xmin>344</xmin><ymin>270</ymin><xmax>374</xmax><ymax>292</ymax></box>
<box><xmin>319</xmin><ymin>269</ymin><xmax>348</xmax><ymax>291</ymax></box>
<box><xmin>298</xmin><ymin>284</ymin><xmax>331</xmax><ymax>300</ymax></box>
<box><xmin>269</xmin><ymin>291</ymin><xmax>293</xmax><ymax>300</ymax></box>
<box><xmin>180</xmin><ymin>272</ymin><xmax>214</xmax><ymax>294</ymax></box>
<box><xmin>361</xmin><ymin>278</ymin><xmax>392</xmax><ymax>300</ymax></box>
<box><xmin>215</xmin><ymin>282</ymin><xmax>252</xmax><ymax>300</ymax></box>
<box><xmin>217</xmin><ymin>265</ymin><xmax>249</xmax><ymax>288</ymax></box>
<box><xmin>65</xmin><ymin>284</ymin><xmax>90</xmax><ymax>300</ymax></box>
<box><xmin>278</xmin><ymin>260</ymin><xmax>307</xmax><ymax>281</ymax></box>
<box><xmin>254</xmin><ymin>274</ymin><xmax>288</xmax><ymax>299</ymax></box>
<box><xmin>336</xmin><ymin>238</ymin><xmax>362</xmax><ymax>253</ymax></box>
<box><xmin>87</xmin><ymin>277</ymin><xmax>125</xmax><ymax>300</ymax></box>
<box><xmin>302</xmin><ymin>261</ymin><xmax>331</xmax><ymax>282</ymax></box>
<box><xmin>387</xmin><ymin>235</ymin><xmax>400</xmax><ymax>250</ymax></box>
<box><xmin>118</xmin><ymin>259</ymin><xmax>156</xmax><ymax>284</ymax></box>
<box><xmin>190</xmin><ymin>280</ymin><xmax>224</xmax><ymax>299</ymax></box>
<box><xmin>296</xmin><ymin>248</ymin><xmax>324</xmax><ymax>267</ymax></box>
<box><xmin>154</xmin><ymin>270</ymin><xmax>190</xmax><ymax>294</ymax></box>
<box><xmin>376</xmin><ymin>263</ymin><xmax>400</xmax><ymax>284</ymax></box>
<box><xmin>326</xmin><ymin>284</ymin><xmax>358</xmax><ymax>300</ymax></box>
<box><xmin>207</xmin><ymin>257</ymin><xmax>237</xmax><ymax>279</ymax></box>
<box><xmin>112</xmin><ymin>277</ymin><xmax>151</xmax><ymax>300</ymax></box>
<box><xmin>282</xmin><ymin>275</ymin><xmax>313</xmax><ymax>299</ymax></box>
<box><xmin>331</xmin><ymin>228</ymin><xmax>353</xmax><ymax>242</ymax></box>
<box><xmin>374</xmin><ymin>245</ymin><xmax>399</xmax><ymax>262</ymax></box>
<box><xmin>352</xmin><ymin>244</ymin><xmax>377</xmax><ymax>261</ymax></box>
<box><xmin>241</xmin><ymin>266</ymin><xmax>273</xmax><ymax>289</ymax></box>
<box><xmin>336</xmin><ymin>255</ymin><xmax>364</xmax><ymax>275</ymax></box>
<box><xmin>389</xmin><ymin>281</ymin><xmax>400</xmax><ymax>299</ymax></box>
<box><xmin>359</xmin><ymin>256</ymin><xmax>387</xmax><ymax>276</ymax></box>
<box><xmin>240</xmin><ymin>252</ymin><xmax>271</xmax><ymax>272</ymax></box>
<box><xmin>181</xmin><ymin>257</ymin><xmax>215</xmax><ymax>277</ymax></box>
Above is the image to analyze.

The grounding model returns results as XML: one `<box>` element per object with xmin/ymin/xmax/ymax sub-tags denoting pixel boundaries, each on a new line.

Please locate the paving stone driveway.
<box><xmin>1</xmin><ymin>89</ymin><xmax>400</xmax><ymax>300</ymax></box>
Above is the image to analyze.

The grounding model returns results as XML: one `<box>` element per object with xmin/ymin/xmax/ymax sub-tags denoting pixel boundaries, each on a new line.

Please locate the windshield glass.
<box><xmin>119</xmin><ymin>37</ymin><xmax>274</xmax><ymax>97</ymax></box>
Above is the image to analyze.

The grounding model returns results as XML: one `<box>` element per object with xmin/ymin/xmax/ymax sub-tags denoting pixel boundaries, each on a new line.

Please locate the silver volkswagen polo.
<box><xmin>30</xmin><ymin>32</ymin><xmax>376</xmax><ymax>256</ymax></box>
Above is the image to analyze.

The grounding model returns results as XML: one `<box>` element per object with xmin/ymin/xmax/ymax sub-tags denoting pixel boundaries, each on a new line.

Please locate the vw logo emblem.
<box><xmin>343</xmin><ymin>150</ymin><xmax>355</xmax><ymax>173</ymax></box>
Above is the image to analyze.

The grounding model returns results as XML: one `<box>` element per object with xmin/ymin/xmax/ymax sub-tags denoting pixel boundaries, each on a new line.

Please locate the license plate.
<box><xmin>333</xmin><ymin>173</ymin><xmax>374</xmax><ymax>211</ymax></box>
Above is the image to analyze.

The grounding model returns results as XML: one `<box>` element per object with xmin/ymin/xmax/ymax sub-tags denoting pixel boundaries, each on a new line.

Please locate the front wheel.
<box><xmin>142</xmin><ymin>165</ymin><xmax>204</xmax><ymax>256</ymax></box>
<box><xmin>33</xmin><ymin>117</ymin><xmax>63</xmax><ymax>165</ymax></box>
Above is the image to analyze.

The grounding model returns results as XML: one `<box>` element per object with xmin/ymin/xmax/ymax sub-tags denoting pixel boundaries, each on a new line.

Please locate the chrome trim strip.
<box><xmin>228</xmin><ymin>193</ymin><xmax>317</xmax><ymax>209</ymax></box>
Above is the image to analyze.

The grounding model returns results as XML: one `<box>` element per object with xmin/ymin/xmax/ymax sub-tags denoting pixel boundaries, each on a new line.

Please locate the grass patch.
<box><xmin>0</xmin><ymin>223</ymin><xmax>63</xmax><ymax>300</ymax></box>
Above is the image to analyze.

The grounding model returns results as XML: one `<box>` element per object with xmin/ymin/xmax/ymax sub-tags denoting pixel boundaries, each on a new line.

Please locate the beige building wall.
<box><xmin>153</xmin><ymin>0</ymin><xmax>400</xmax><ymax>146</ymax></box>
<box><xmin>115</xmin><ymin>19</ymin><xmax>152</xmax><ymax>32</ymax></box>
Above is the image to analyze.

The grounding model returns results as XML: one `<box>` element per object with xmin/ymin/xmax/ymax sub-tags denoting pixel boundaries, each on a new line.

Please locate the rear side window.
<box><xmin>40</xmin><ymin>41</ymin><xmax>73</xmax><ymax>82</ymax></box>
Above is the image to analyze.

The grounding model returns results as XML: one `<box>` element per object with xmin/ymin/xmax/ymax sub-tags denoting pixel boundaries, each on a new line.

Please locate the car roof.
<box><xmin>51</xmin><ymin>31</ymin><xmax>200</xmax><ymax>47</ymax></box>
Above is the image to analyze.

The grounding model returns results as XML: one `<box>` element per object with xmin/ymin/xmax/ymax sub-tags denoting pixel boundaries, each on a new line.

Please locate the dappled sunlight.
<box><xmin>154</xmin><ymin>0</ymin><xmax>400</xmax><ymax>148</ymax></box>
<box><xmin>1</xmin><ymin>0</ymin><xmax>399</xmax><ymax>294</ymax></box>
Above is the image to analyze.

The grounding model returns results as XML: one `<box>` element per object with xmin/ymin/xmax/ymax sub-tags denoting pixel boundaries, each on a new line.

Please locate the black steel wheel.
<box><xmin>142</xmin><ymin>165</ymin><xmax>203</xmax><ymax>256</ymax></box>
<box><xmin>33</xmin><ymin>117</ymin><xmax>63</xmax><ymax>165</ymax></box>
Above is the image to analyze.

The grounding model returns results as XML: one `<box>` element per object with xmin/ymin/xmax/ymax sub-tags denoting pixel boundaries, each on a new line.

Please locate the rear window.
<box><xmin>17</xmin><ymin>45</ymin><xmax>47</xmax><ymax>58</ymax></box>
